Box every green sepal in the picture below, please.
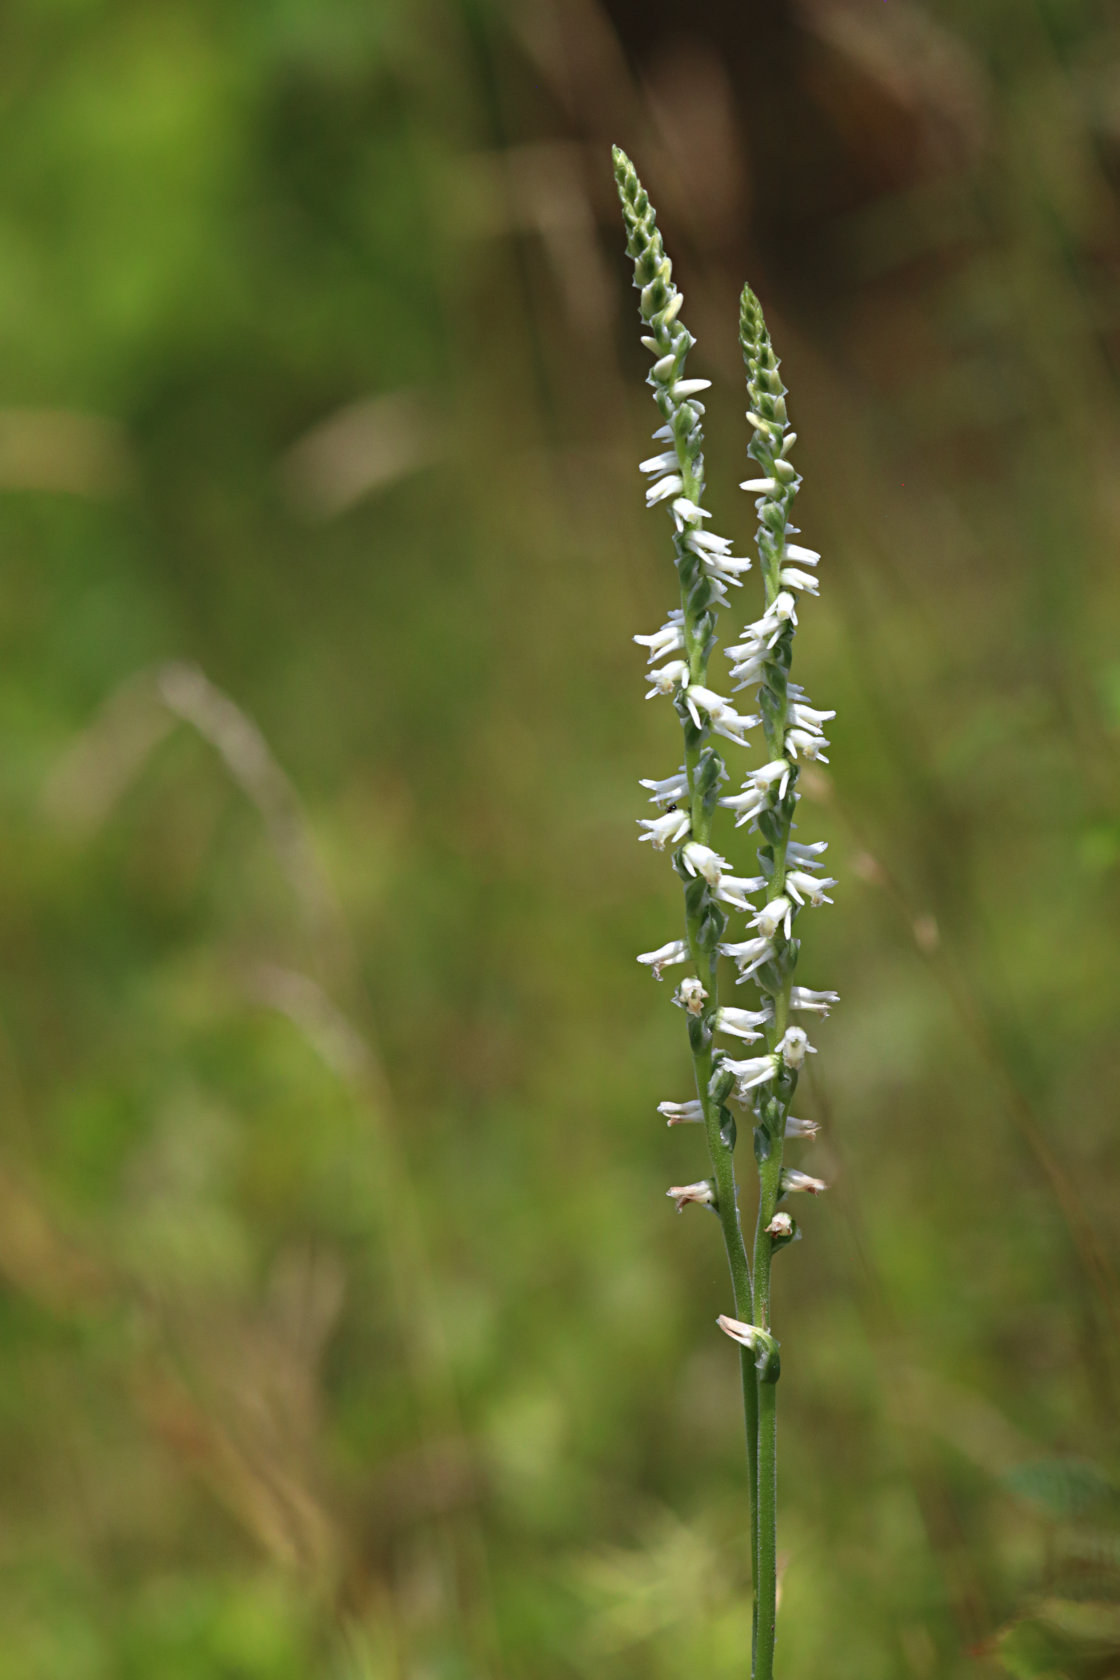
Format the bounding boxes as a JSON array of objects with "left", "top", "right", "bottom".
[
  {"left": 757, "top": 808, "right": 783, "bottom": 845},
  {"left": 755, "top": 961, "right": 784, "bottom": 996},
  {"left": 753, "top": 1125, "right": 771, "bottom": 1164},
  {"left": 756, "top": 846, "right": 775, "bottom": 878},
  {"left": 760, "top": 1095, "right": 784, "bottom": 1131},
  {"left": 718, "top": 1108, "right": 737, "bottom": 1151},
  {"left": 682, "top": 873, "right": 707, "bottom": 914},
  {"left": 686, "top": 1013, "right": 711, "bottom": 1054},
  {"left": 697, "top": 905, "right": 726, "bottom": 951},
  {"left": 708, "top": 1065, "right": 736, "bottom": 1105},
  {"left": 757, "top": 1344, "right": 781, "bottom": 1384}
]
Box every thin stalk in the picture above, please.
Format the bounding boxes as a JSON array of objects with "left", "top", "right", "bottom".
[{"left": 616, "top": 154, "right": 836, "bottom": 1680}]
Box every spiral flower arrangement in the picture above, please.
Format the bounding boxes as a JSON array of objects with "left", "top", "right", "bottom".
[{"left": 615, "top": 146, "right": 838, "bottom": 1679}]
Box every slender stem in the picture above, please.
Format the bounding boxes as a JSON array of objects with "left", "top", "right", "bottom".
[{"left": 675, "top": 458, "right": 760, "bottom": 1598}]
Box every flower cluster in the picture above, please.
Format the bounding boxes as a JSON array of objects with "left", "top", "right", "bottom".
[
  {"left": 614, "top": 145, "right": 838, "bottom": 1680},
  {"left": 616, "top": 148, "right": 835, "bottom": 1248}
]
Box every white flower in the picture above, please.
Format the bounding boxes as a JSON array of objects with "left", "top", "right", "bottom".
[
  {"left": 637, "top": 939, "right": 689, "bottom": 979},
  {"left": 789, "top": 986, "right": 839, "bottom": 1014},
  {"left": 781, "top": 1168, "right": 827, "bottom": 1195},
  {"left": 740, "top": 476, "right": 778, "bottom": 494},
  {"left": 769, "top": 590, "right": 799, "bottom": 631},
  {"left": 673, "top": 976, "right": 708, "bottom": 1015},
  {"left": 751, "top": 895, "right": 792, "bottom": 939},
  {"left": 764, "top": 1211, "right": 796, "bottom": 1238},
  {"left": 646, "top": 474, "right": 684, "bottom": 506},
  {"left": 681, "top": 842, "right": 726, "bottom": 885},
  {"left": 779, "top": 566, "right": 820, "bottom": 595},
  {"left": 658, "top": 1098, "right": 704, "bottom": 1125},
  {"left": 633, "top": 618, "right": 685, "bottom": 662},
  {"left": 670, "top": 378, "right": 711, "bottom": 399},
  {"left": 684, "top": 529, "right": 734, "bottom": 556},
  {"left": 667, "top": 1179, "right": 716, "bottom": 1212},
  {"left": 785, "top": 543, "right": 820, "bottom": 565},
  {"left": 703, "top": 553, "right": 752, "bottom": 584},
  {"left": 786, "top": 840, "right": 828, "bottom": 869},
  {"left": 720, "top": 1052, "right": 778, "bottom": 1092},
  {"left": 639, "top": 451, "right": 679, "bottom": 475},
  {"left": 788, "top": 701, "right": 835, "bottom": 730},
  {"left": 713, "top": 872, "right": 765, "bottom": 911},
  {"left": 785, "top": 727, "right": 829, "bottom": 761},
  {"left": 785, "top": 871, "right": 836, "bottom": 907},
  {"left": 750, "top": 759, "right": 792, "bottom": 799},
  {"left": 784, "top": 1116, "right": 819, "bottom": 1138},
  {"left": 778, "top": 1025, "right": 815, "bottom": 1068},
  {"left": 683, "top": 685, "right": 759, "bottom": 744},
  {"left": 640, "top": 769, "right": 689, "bottom": 805},
  {"left": 637, "top": 808, "right": 691, "bottom": 849},
  {"left": 718, "top": 934, "right": 774, "bottom": 978},
  {"left": 645, "top": 658, "right": 690, "bottom": 697},
  {"left": 714, "top": 1005, "right": 769, "bottom": 1043},
  {"left": 719, "top": 785, "right": 766, "bottom": 827},
  {"left": 716, "top": 1314, "right": 773, "bottom": 1352},
  {"left": 671, "top": 496, "right": 712, "bottom": 525}
]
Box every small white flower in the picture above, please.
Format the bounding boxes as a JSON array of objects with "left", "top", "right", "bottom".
[
  {"left": 658, "top": 1098, "right": 704, "bottom": 1125},
  {"left": 719, "top": 785, "right": 766, "bottom": 827},
  {"left": 637, "top": 808, "right": 691, "bottom": 849},
  {"left": 752, "top": 895, "right": 792, "bottom": 940},
  {"left": 764, "top": 1211, "right": 796, "bottom": 1237},
  {"left": 670, "top": 378, "right": 711, "bottom": 399},
  {"left": 714, "top": 1006, "right": 770, "bottom": 1042},
  {"left": 681, "top": 842, "right": 726, "bottom": 885},
  {"left": 779, "top": 566, "right": 820, "bottom": 595},
  {"left": 739, "top": 476, "right": 778, "bottom": 494},
  {"left": 785, "top": 871, "right": 836, "bottom": 907},
  {"left": 673, "top": 976, "right": 708, "bottom": 1015},
  {"left": 713, "top": 873, "right": 766, "bottom": 911},
  {"left": 651, "top": 352, "right": 677, "bottom": 382},
  {"left": 778, "top": 1025, "right": 815, "bottom": 1068},
  {"left": 667, "top": 1179, "right": 716, "bottom": 1212},
  {"left": 639, "top": 451, "right": 679, "bottom": 475},
  {"left": 703, "top": 553, "right": 752, "bottom": 584},
  {"left": 786, "top": 840, "right": 828, "bottom": 869},
  {"left": 784, "top": 1116, "right": 820, "bottom": 1138},
  {"left": 640, "top": 769, "right": 689, "bottom": 805},
  {"left": 645, "top": 658, "right": 690, "bottom": 698},
  {"left": 781, "top": 1168, "right": 827, "bottom": 1195},
  {"left": 721, "top": 1052, "right": 778, "bottom": 1092},
  {"left": 716, "top": 1314, "right": 770, "bottom": 1351},
  {"left": 785, "top": 727, "right": 829, "bottom": 761},
  {"left": 636, "top": 939, "right": 689, "bottom": 979},
  {"left": 633, "top": 619, "right": 685, "bottom": 662},
  {"left": 789, "top": 986, "right": 839, "bottom": 1014},
  {"left": 785, "top": 543, "right": 820, "bottom": 565},
  {"left": 670, "top": 496, "right": 712, "bottom": 525},
  {"left": 751, "top": 759, "right": 792, "bottom": 799},
  {"left": 683, "top": 685, "right": 759, "bottom": 744},
  {"left": 718, "top": 935, "right": 774, "bottom": 978},
  {"left": 788, "top": 701, "right": 835, "bottom": 730},
  {"left": 646, "top": 474, "right": 684, "bottom": 506},
  {"left": 770, "top": 590, "right": 799, "bottom": 631},
  {"left": 684, "top": 529, "right": 734, "bottom": 556}
]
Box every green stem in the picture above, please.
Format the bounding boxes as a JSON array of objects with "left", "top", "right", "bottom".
[{"left": 674, "top": 455, "right": 761, "bottom": 1634}]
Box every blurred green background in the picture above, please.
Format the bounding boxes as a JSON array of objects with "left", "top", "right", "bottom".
[{"left": 0, "top": 0, "right": 1119, "bottom": 1675}]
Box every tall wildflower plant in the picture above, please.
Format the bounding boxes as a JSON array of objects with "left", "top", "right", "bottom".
[{"left": 615, "top": 147, "right": 837, "bottom": 1678}]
